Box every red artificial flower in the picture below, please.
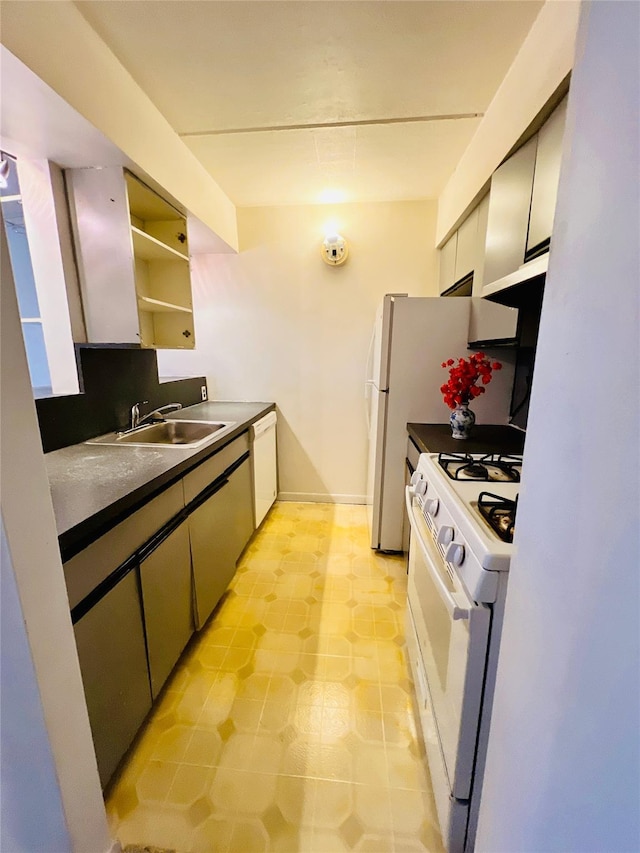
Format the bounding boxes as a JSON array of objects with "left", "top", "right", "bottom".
[{"left": 439, "top": 354, "right": 502, "bottom": 410}]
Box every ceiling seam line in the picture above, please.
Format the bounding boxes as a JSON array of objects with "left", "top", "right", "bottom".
[{"left": 179, "top": 113, "right": 484, "bottom": 138}]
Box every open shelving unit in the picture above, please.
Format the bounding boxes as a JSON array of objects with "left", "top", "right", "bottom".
[
  {"left": 125, "top": 173, "right": 195, "bottom": 349},
  {"left": 66, "top": 166, "right": 196, "bottom": 350}
]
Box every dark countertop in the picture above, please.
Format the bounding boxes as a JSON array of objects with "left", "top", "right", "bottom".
[
  {"left": 407, "top": 423, "right": 526, "bottom": 455},
  {"left": 46, "top": 401, "right": 275, "bottom": 560}
]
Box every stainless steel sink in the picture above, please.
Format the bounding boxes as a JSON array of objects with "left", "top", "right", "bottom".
[{"left": 86, "top": 420, "right": 236, "bottom": 449}]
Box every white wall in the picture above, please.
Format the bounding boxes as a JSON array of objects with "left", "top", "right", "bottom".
[
  {"left": 476, "top": 2, "right": 640, "bottom": 850},
  {"left": 0, "top": 223, "right": 114, "bottom": 851},
  {"left": 158, "top": 199, "right": 438, "bottom": 501},
  {"left": 436, "top": 0, "right": 580, "bottom": 244}
]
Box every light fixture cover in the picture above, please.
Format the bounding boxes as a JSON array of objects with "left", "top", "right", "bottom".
[{"left": 321, "top": 233, "right": 349, "bottom": 266}]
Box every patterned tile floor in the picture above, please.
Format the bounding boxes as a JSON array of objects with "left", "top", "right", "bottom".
[{"left": 106, "top": 502, "right": 443, "bottom": 853}]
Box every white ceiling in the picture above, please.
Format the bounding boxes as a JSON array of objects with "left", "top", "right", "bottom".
[{"left": 75, "top": 0, "right": 543, "bottom": 207}]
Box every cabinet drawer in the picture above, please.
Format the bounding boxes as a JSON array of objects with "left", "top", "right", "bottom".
[
  {"left": 183, "top": 433, "right": 249, "bottom": 504},
  {"left": 64, "top": 482, "right": 184, "bottom": 609}
]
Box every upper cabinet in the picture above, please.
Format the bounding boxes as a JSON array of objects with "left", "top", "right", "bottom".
[
  {"left": 482, "top": 135, "right": 538, "bottom": 289},
  {"left": 479, "top": 96, "right": 568, "bottom": 295},
  {"left": 454, "top": 205, "right": 479, "bottom": 285},
  {"left": 438, "top": 232, "right": 458, "bottom": 294},
  {"left": 439, "top": 200, "right": 486, "bottom": 296},
  {"left": 66, "top": 168, "right": 195, "bottom": 349},
  {"left": 526, "top": 96, "right": 568, "bottom": 258}
]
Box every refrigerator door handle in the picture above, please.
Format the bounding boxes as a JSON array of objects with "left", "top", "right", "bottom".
[
  {"left": 364, "top": 324, "right": 377, "bottom": 431},
  {"left": 365, "top": 325, "right": 376, "bottom": 384},
  {"left": 364, "top": 380, "right": 374, "bottom": 431}
]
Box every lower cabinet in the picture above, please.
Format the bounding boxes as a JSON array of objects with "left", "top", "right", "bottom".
[
  {"left": 227, "top": 455, "right": 255, "bottom": 564},
  {"left": 68, "top": 433, "right": 259, "bottom": 787},
  {"left": 189, "top": 455, "right": 254, "bottom": 629},
  {"left": 73, "top": 564, "right": 152, "bottom": 788},
  {"left": 139, "top": 520, "right": 193, "bottom": 699}
]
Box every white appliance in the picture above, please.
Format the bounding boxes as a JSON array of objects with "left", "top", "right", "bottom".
[
  {"left": 365, "top": 294, "right": 516, "bottom": 551},
  {"left": 251, "top": 411, "right": 277, "bottom": 526},
  {"left": 405, "top": 450, "right": 521, "bottom": 851}
]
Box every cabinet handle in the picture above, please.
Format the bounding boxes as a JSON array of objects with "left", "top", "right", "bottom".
[{"left": 71, "top": 553, "right": 139, "bottom": 624}]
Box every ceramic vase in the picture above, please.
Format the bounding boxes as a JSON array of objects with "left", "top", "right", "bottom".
[{"left": 450, "top": 401, "right": 475, "bottom": 440}]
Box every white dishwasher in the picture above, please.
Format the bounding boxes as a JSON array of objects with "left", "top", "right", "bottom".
[{"left": 251, "top": 411, "right": 278, "bottom": 527}]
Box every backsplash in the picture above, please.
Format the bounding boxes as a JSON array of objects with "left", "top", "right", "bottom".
[{"left": 36, "top": 345, "right": 206, "bottom": 453}]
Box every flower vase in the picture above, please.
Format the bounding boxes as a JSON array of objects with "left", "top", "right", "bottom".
[{"left": 450, "top": 401, "right": 475, "bottom": 440}]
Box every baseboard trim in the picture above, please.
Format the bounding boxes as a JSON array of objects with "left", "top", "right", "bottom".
[{"left": 278, "top": 492, "right": 366, "bottom": 505}]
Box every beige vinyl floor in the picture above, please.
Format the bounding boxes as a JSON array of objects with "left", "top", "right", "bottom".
[{"left": 106, "top": 501, "right": 444, "bottom": 853}]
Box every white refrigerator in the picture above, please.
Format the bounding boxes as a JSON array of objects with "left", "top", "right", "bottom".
[{"left": 365, "top": 294, "right": 516, "bottom": 551}]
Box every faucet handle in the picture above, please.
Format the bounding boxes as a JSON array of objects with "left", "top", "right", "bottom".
[{"left": 130, "top": 400, "right": 148, "bottom": 430}]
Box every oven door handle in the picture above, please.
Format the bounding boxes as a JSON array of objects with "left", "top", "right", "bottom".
[{"left": 405, "top": 487, "right": 470, "bottom": 621}]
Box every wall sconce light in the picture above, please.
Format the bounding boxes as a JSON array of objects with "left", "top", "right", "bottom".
[{"left": 321, "top": 232, "right": 349, "bottom": 266}]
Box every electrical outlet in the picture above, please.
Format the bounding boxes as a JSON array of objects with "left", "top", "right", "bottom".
[{"left": 201, "top": 385, "right": 207, "bottom": 401}]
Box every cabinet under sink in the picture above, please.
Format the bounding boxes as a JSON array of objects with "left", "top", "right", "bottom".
[{"left": 66, "top": 431, "right": 256, "bottom": 787}]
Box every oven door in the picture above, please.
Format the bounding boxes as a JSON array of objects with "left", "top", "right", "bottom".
[{"left": 405, "top": 487, "right": 490, "bottom": 801}]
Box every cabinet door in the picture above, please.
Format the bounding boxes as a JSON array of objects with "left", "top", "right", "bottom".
[
  {"left": 73, "top": 566, "right": 152, "bottom": 787},
  {"left": 189, "top": 480, "right": 237, "bottom": 629},
  {"left": 527, "top": 96, "right": 568, "bottom": 254},
  {"left": 66, "top": 167, "right": 140, "bottom": 344},
  {"left": 139, "top": 521, "right": 193, "bottom": 699},
  {"left": 226, "top": 457, "right": 255, "bottom": 562},
  {"left": 454, "top": 206, "right": 479, "bottom": 284},
  {"left": 472, "top": 194, "right": 490, "bottom": 296},
  {"left": 438, "top": 233, "right": 457, "bottom": 294},
  {"left": 66, "top": 166, "right": 195, "bottom": 349},
  {"left": 483, "top": 136, "right": 538, "bottom": 287}
]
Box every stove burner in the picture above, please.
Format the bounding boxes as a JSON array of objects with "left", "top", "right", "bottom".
[
  {"left": 477, "top": 491, "right": 518, "bottom": 543},
  {"left": 462, "top": 463, "right": 489, "bottom": 479},
  {"left": 438, "top": 452, "right": 522, "bottom": 483}
]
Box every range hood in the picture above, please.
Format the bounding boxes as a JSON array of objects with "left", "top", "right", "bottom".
[
  {"left": 481, "top": 253, "right": 549, "bottom": 300},
  {"left": 468, "top": 299, "right": 518, "bottom": 348}
]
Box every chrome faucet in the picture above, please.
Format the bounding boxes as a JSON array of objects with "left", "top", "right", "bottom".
[{"left": 129, "top": 401, "right": 182, "bottom": 431}]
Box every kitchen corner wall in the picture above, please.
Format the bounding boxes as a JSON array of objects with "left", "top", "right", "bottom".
[{"left": 157, "top": 199, "right": 438, "bottom": 502}]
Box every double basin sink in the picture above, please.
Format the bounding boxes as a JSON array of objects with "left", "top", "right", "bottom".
[{"left": 87, "top": 420, "right": 236, "bottom": 449}]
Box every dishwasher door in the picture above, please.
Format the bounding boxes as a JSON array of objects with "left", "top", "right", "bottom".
[{"left": 252, "top": 411, "right": 277, "bottom": 527}]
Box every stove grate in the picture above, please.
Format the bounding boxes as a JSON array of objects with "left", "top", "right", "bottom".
[{"left": 477, "top": 491, "right": 518, "bottom": 543}]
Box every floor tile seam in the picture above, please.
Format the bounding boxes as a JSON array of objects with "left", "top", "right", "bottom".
[{"left": 201, "top": 767, "right": 431, "bottom": 793}]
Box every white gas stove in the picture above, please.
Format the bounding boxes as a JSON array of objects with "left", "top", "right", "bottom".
[
  {"left": 404, "top": 451, "right": 521, "bottom": 852},
  {"left": 414, "top": 452, "right": 520, "bottom": 580}
]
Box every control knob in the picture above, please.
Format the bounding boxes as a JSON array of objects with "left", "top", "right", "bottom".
[
  {"left": 445, "top": 542, "right": 466, "bottom": 566},
  {"left": 425, "top": 497, "right": 439, "bottom": 516},
  {"left": 437, "top": 525, "right": 454, "bottom": 547},
  {"left": 409, "top": 471, "right": 422, "bottom": 487},
  {"left": 415, "top": 478, "right": 428, "bottom": 496}
]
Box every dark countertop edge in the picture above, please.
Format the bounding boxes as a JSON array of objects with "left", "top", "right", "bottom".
[
  {"left": 407, "top": 422, "right": 526, "bottom": 455},
  {"left": 57, "top": 403, "right": 275, "bottom": 562}
]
